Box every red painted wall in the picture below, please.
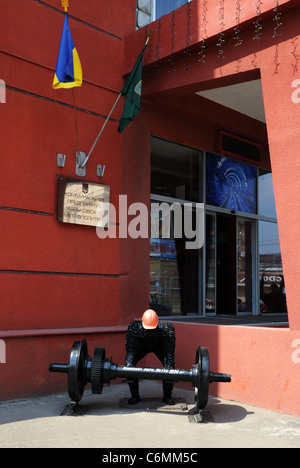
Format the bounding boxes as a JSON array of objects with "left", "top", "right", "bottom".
[
  {"left": 0, "top": 0, "right": 147, "bottom": 397},
  {"left": 146, "top": 323, "right": 300, "bottom": 417},
  {"left": 1, "top": 0, "right": 300, "bottom": 418},
  {"left": 125, "top": 0, "right": 300, "bottom": 417},
  {"left": 0, "top": 328, "right": 128, "bottom": 401},
  {"left": 0, "top": 0, "right": 147, "bottom": 332},
  {"left": 125, "top": 0, "right": 300, "bottom": 335}
]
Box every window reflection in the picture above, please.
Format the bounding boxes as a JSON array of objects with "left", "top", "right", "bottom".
[
  {"left": 259, "top": 221, "right": 287, "bottom": 313},
  {"left": 150, "top": 137, "right": 287, "bottom": 319},
  {"left": 150, "top": 204, "right": 200, "bottom": 316},
  {"left": 155, "top": 0, "right": 189, "bottom": 19},
  {"left": 259, "top": 170, "right": 277, "bottom": 218},
  {"left": 205, "top": 215, "right": 216, "bottom": 313},
  {"left": 237, "top": 220, "right": 253, "bottom": 313},
  {"left": 151, "top": 137, "right": 201, "bottom": 202}
]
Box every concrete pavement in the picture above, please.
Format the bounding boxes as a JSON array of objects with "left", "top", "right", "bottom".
[{"left": 0, "top": 381, "right": 299, "bottom": 448}]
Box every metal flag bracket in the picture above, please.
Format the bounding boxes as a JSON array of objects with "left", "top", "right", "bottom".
[
  {"left": 76, "top": 151, "right": 87, "bottom": 177},
  {"left": 57, "top": 153, "right": 67, "bottom": 168},
  {"left": 97, "top": 164, "right": 106, "bottom": 178}
]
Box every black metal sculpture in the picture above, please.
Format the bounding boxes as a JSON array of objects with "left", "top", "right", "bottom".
[
  {"left": 49, "top": 340, "right": 231, "bottom": 414},
  {"left": 125, "top": 310, "right": 176, "bottom": 405}
]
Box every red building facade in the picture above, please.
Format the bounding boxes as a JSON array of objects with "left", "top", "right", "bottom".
[{"left": 0, "top": 0, "right": 300, "bottom": 417}]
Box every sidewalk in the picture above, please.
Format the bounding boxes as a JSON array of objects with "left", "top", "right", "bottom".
[{"left": 0, "top": 381, "right": 299, "bottom": 448}]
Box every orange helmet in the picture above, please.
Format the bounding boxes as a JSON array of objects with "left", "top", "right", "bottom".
[{"left": 142, "top": 309, "right": 158, "bottom": 330}]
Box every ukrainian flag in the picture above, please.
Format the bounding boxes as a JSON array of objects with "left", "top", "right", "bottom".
[{"left": 53, "top": 13, "right": 82, "bottom": 89}]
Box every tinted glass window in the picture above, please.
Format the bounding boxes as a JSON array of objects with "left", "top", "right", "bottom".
[
  {"left": 259, "top": 170, "right": 277, "bottom": 218},
  {"left": 151, "top": 137, "right": 202, "bottom": 202},
  {"left": 259, "top": 221, "right": 286, "bottom": 313},
  {"left": 156, "top": 0, "right": 189, "bottom": 19}
]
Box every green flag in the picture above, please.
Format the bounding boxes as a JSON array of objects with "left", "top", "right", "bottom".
[{"left": 118, "top": 42, "right": 148, "bottom": 134}]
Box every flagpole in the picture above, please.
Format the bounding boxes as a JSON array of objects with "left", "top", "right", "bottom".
[
  {"left": 81, "top": 93, "right": 122, "bottom": 169},
  {"left": 81, "top": 37, "right": 150, "bottom": 169},
  {"left": 72, "top": 88, "right": 81, "bottom": 156}
]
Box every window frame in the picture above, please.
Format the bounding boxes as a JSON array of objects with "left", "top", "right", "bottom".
[
  {"left": 150, "top": 137, "right": 285, "bottom": 321},
  {"left": 144, "top": 0, "right": 193, "bottom": 23}
]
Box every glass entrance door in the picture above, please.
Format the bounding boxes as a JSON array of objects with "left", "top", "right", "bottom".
[
  {"left": 205, "top": 214, "right": 216, "bottom": 314},
  {"left": 205, "top": 213, "right": 255, "bottom": 315},
  {"left": 237, "top": 219, "right": 254, "bottom": 314},
  {"left": 216, "top": 214, "right": 237, "bottom": 315}
]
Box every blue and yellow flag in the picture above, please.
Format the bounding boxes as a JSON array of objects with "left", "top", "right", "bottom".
[{"left": 53, "top": 13, "right": 82, "bottom": 89}]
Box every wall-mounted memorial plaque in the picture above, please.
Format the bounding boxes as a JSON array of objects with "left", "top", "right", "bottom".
[{"left": 57, "top": 177, "right": 110, "bottom": 227}]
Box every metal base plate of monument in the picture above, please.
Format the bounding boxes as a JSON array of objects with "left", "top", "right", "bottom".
[
  {"left": 187, "top": 407, "right": 213, "bottom": 423},
  {"left": 59, "top": 399, "right": 211, "bottom": 423},
  {"left": 120, "top": 397, "right": 212, "bottom": 423},
  {"left": 60, "top": 402, "right": 89, "bottom": 417},
  {"left": 119, "top": 397, "right": 187, "bottom": 412}
]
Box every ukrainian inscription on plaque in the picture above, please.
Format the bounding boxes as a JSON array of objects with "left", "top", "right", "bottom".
[{"left": 57, "top": 177, "right": 110, "bottom": 227}]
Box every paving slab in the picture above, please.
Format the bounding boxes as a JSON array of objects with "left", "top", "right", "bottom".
[{"left": 0, "top": 381, "right": 299, "bottom": 449}]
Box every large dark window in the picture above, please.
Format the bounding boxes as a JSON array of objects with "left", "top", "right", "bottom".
[
  {"left": 259, "top": 221, "right": 286, "bottom": 313},
  {"left": 258, "top": 171, "right": 286, "bottom": 313},
  {"left": 151, "top": 137, "right": 201, "bottom": 202},
  {"left": 150, "top": 139, "right": 287, "bottom": 321},
  {"left": 258, "top": 169, "right": 277, "bottom": 218},
  {"left": 150, "top": 137, "right": 203, "bottom": 317}
]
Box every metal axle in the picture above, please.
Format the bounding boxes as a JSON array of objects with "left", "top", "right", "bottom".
[
  {"left": 49, "top": 339, "right": 231, "bottom": 410},
  {"left": 49, "top": 359, "right": 231, "bottom": 385}
]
